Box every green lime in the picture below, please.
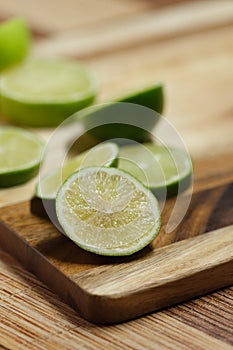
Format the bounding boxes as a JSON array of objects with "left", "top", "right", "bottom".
[
  {"left": 37, "top": 142, "right": 119, "bottom": 199},
  {"left": 0, "top": 58, "right": 97, "bottom": 127},
  {"left": 0, "top": 126, "right": 44, "bottom": 187},
  {"left": 82, "top": 83, "right": 163, "bottom": 142},
  {"left": 118, "top": 143, "right": 192, "bottom": 198},
  {"left": 0, "top": 17, "right": 31, "bottom": 72},
  {"left": 116, "top": 83, "right": 163, "bottom": 113},
  {"left": 56, "top": 166, "right": 160, "bottom": 256}
]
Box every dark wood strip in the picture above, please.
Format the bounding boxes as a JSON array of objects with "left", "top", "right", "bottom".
[
  {"left": 205, "top": 183, "right": 233, "bottom": 232},
  {"left": 166, "top": 287, "right": 233, "bottom": 345}
]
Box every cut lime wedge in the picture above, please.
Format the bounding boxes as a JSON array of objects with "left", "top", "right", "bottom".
[
  {"left": 118, "top": 143, "right": 192, "bottom": 198},
  {"left": 116, "top": 83, "right": 163, "bottom": 114},
  {"left": 56, "top": 166, "right": 160, "bottom": 256},
  {"left": 37, "top": 142, "right": 119, "bottom": 199},
  {"left": 82, "top": 83, "right": 163, "bottom": 142},
  {"left": 0, "top": 17, "right": 31, "bottom": 72},
  {"left": 0, "top": 58, "right": 97, "bottom": 126},
  {"left": 0, "top": 127, "right": 44, "bottom": 187}
]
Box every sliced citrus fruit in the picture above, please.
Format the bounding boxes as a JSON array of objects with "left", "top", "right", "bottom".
[
  {"left": 118, "top": 143, "right": 192, "bottom": 198},
  {"left": 0, "top": 17, "right": 31, "bottom": 72},
  {"left": 56, "top": 166, "right": 160, "bottom": 256},
  {"left": 116, "top": 83, "right": 163, "bottom": 114},
  {"left": 0, "top": 126, "right": 44, "bottom": 187},
  {"left": 0, "top": 58, "right": 97, "bottom": 126},
  {"left": 36, "top": 142, "right": 119, "bottom": 199},
  {"left": 81, "top": 83, "right": 163, "bottom": 142}
]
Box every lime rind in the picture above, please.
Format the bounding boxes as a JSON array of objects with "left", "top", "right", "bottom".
[
  {"left": 56, "top": 166, "right": 160, "bottom": 256},
  {"left": 80, "top": 83, "right": 163, "bottom": 142},
  {"left": 116, "top": 82, "right": 164, "bottom": 114},
  {"left": 0, "top": 126, "right": 45, "bottom": 187},
  {"left": 0, "top": 164, "right": 41, "bottom": 188},
  {"left": 0, "top": 58, "right": 98, "bottom": 127}
]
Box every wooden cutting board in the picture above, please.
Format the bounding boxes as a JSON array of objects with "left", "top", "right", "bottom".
[{"left": 0, "top": 175, "right": 232, "bottom": 324}]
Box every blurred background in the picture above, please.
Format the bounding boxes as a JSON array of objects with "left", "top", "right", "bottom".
[
  {"left": 0, "top": 0, "right": 232, "bottom": 159},
  {"left": 0, "top": 0, "right": 233, "bottom": 202}
]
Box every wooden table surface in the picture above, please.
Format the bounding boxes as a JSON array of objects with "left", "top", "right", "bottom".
[{"left": 0, "top": 0, "right": 233, "bottom": 349}]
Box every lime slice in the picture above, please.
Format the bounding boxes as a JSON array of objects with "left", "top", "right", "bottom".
[
  {"left": 0, "top": 127, "right": 44, "bottom": 187},
  {"left": 118, "top": 143, "right": 192, "bottom": 198},
  {"left": 82, "top": 83, "right": 163, "bottom": 142},
  {"left": 37, "top": 142, "right": 119, "bottom": 199},
  {"left": 0, "top": 17, "right": 31, "bottom": 72},
  {"left": 0, "top": 58, "right": 97, "bottom": 127},
  {"left": 56, "top": 167, "right": 160, "bottom": 256}
]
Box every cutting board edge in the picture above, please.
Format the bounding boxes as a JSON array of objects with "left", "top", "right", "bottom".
[
  {"left": 0, "top": 213, "right": 233, "bottom": 324},
  {"left": 0, "top": 218, "right": 84, "bottom": 315}
]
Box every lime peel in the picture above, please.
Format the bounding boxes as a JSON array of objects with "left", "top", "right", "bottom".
[
  {"left": 0, "top": 58, "right": 97, "bottom": 127},
  {"left": 0, "top": 127, "right": 44, "bottom": 187}
]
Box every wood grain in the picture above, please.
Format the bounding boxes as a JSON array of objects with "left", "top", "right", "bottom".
[
  {"left": 74, "top": 225, "right": 233, "bottom": 324},
  {"left": 0, "top": 0, "right": 233, "bottom": 347},
  {"left": 0, "top": 182, "right": 232, "bottom": 324},
  {"left": 34, "top": 1, "right": 233, "bottom": 58},
  {"left": 0, "top": 0, "right": 154, "bottom": 34},
  {"left": 1, "top": 248, "right": 232, "bottom": 349}
]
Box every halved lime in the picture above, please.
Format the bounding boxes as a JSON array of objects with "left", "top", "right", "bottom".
[
  {"left": 37, "top": 142, "right": 119, "bottom": 199},
  {"left": 116, "top": 83, "right": 163, "bottom": 114},
  {"left": 118, "top": 143, "right": 192, "bottom": 198},
  {"left": 0, "top": 58, "right": 97, "bottom": 126},
  {"left": 0, "top": 17, "right": 31, "bottom": 72},
  {"left": 56, "top": 167, "right": 160, "bottom": 256},
  {"left": 82, "top": 83, "right": 163, "bottom": 142},
  {"left": 0, "top": 127, "right": 44, "bottom": 187}
]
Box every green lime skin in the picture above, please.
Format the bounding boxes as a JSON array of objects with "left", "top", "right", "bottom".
[
  {"left": 86, "top": 84, "right": 164, "bottom": 142},
  {"left": 0, "top": 163, "right": 40, "bottom": 188},
  {"left": 118, "top": 83, "right": 164, "bottom": 114},
  {"left": 1, "top": 94, "right": 95, "bottom": 127},
  {"left": 0, "top": 18, "right": 31, "bottom": 72}
]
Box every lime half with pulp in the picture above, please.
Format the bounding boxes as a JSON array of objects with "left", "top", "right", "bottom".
[
  {"left": 37, "top": 142, "right": 119, "bottom": 199},
  {"left": 0, "top": 127, "right": 44, "bottom": 187},
  {"left": 0, "top": 58, "right": 97, "bottom": 126},
  {"left": 56, "top": 166, "right": 161, "bottom": 256},
  {"left": 118, "top": 143, "right": 192, "bottom": 198}
]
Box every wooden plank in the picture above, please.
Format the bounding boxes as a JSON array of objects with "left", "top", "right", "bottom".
[
  {"left": 34, "top": 1, "right": 233, "bottom": 58},
  {"left": 74, "top": 225, "right": 233, "bottom": 324},
  {"left": 0, "top": 0, "right": 157, "bottom": 34},
  {"left": 0, "top": 248, "right": 232, "bottom": 349},
  {"left": 0, "top": 182, "right": 232, "bottom": 324},
  {"left": 87, "top": 26, "right": 233, "bottom": 160}
]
